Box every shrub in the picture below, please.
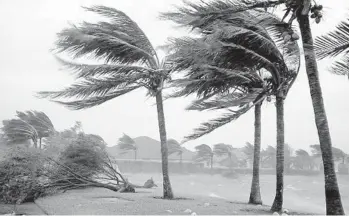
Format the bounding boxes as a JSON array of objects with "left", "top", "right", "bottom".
[{"left": 0, "top": 146, "right": 47, "bottom": 204}]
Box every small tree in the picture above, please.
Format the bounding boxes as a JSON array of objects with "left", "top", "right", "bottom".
[
  {"left": 194, "top": 144, "right": 214, "bottom": 169},
  {"left": 213, "top": 143, "right": 235, "bottom": 168},
  {"left": 117, "top": 134, "right": 137, "bottom": 160},
  {"left": 167, "top": 139, "right": 183, "bottom": 164}
]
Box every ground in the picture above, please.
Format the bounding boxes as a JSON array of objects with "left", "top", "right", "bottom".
[{"left": 1, "top": 173, "right": 348, "bottom": 215}]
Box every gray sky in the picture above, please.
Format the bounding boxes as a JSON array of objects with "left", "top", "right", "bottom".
[{"left": 0, "top": 0, "right": 348, "bottom": 153}]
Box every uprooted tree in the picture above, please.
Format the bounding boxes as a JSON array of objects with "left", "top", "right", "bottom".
[{"left": 0, "top": 133, "right": 156, "bottom": 204}]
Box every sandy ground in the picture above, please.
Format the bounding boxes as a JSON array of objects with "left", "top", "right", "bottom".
[
  {"left": 34, "top": 187, "right": 312, "bottom": 215},
  {"left": 1, "top": 172, "right": 348, "bottom": 215}
]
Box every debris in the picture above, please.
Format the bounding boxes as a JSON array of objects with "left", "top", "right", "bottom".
[
  {"left": 191, "top": 212, "right": 197, "bottom": 216},
  {"left": 204, "top": 202, "right": 210, "bottom": 207},
  {"left": 165, "top": 210, "right": 173, "bottom": 213},
  {"left": 273, "top": 212, "right": 279, "bottom": 215}
]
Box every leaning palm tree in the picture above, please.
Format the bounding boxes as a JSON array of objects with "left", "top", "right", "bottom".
[
  {"left": 167, "top": 139, "right": 183, "bottom": 164},
  {"left": 16, "top": 110, "right": 55, "bottom": 149},
  {"left": 213, "top": 143, "right": 234, "bottom": 167},
  {"left": 162, "top": 8, "right": 300, "bottom": 208},
  {"left": 118, "top": 134, "right": 137, "bottom": 160},
  {"left": 162, "top": 0, "right": 344, "bottom": 214},
  {"left": 36, "top": 6, "right": 174, "bottom": 199},
  {"left": 194, "top": 144, "right": 214, "bottom": 169},
  {"left": 1, "top": 119, "right": 39, "bottom": 147}
]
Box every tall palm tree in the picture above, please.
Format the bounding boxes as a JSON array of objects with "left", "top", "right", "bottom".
[
  {"left": 162, "top": 7, "right": 300, "bottom": 209},
  {"left": 194, "top": 144, "right": 214, "bottom": 169},
  {"left": 167, "top": 139, "right": 183, "bottom": 164},
  {"left": 37, "top": 6, "right": 174, "bottom": 199},
  {"left": 118, "top": 134, "right": 137, "bottom": 160}
]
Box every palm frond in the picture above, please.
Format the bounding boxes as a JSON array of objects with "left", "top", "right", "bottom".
[
  {"left": 37, "top": 76, "right": 142, "bottom": 100},
  {"left": 194, "top": 144, "right": 213, "bottom": 162},
  {"left": 2, "top": 119, "right": 38, "bottom": 144},
  {"left": 49, "top": 88, "right": 139, "bottom": 110},
  {"left": 182, "top": 90, "right": 266, "bottom": 143},
  {"left": 55, "top": 56, "right": 157, "bottom": 79},
  {"left": 16, "top": 110, "right": 55, "bottom": 137},
  {"left": 329, "top": 55, "right": 349, "bottom": 78},
  {"left": 55, "top": 5, "right": 157, "bottom": 66},
  {"left": 315, "top": 18, "right": 349, "bottom": 59},
  {"left": 159, "top": 0, "right": 282, "bottom": 28},
  {"left": 187, "top": 88, "right": 264, "bottom": 111}
]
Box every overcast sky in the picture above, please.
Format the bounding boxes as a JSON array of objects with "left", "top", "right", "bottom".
[{"left": 0, "top": 0, "right": 348, "bottom": 153}]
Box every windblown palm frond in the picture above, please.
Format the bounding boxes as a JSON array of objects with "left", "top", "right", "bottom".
[
  {"left": 315, "top": 18, "right": 349, "bottom": 60},
  {"left": 182, "top": 88, "right": 267, "bottom": 143},
  {"left": 117, "top": 133, "right": 137, "bottom": 153},
  {"left": 16, "top": 110, "right": 55, "bottom": 138},
  {"left": 56, "top": 5, "right": 157, "bottom": 65},
  {"left": 167, "top": 139, "right": 183, "bottom": 156},
  {"left": 159, "top": 0, "right": 282, "bottom": 29},
  {"left": 38, "top": 5, "right": 170, "bottom": 111},
  {"left": 328, "top": 55, "right": 349, "bottom": 79},
  {"left": 1, "top": 119, "right": 38, "bottom": 144},
  {"left": 186, "top": 88, "right": 264, "bottom": 111},
  {"left": 194, "top": 144, "right": 213, "bottom": 162}
]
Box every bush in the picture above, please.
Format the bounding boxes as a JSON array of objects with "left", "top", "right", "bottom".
[{"left": 0, "top": 146, "right": 47, "bottom": 204}]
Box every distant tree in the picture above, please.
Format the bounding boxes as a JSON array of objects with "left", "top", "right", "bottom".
[
  {"left": 243, "top": 142, "right": 254, "bottom": 163},
  {"left": 293, "top": 149, "right": 314, "bottom": 170},
  {"left": 167, "top": 139, "right": 183, "bottom": 164},
  {"left": 194, "top": 144, "right": 214, "bottom": 169},
  {"left": 213, "top": 143, "right": 235, "bottom": 168},
  {"left": 2, "top": 119, "right": 39, "bottom": 147},
  {"left": 310, "top": 144, "right": 348, "bottom": 164},
  {"left": 118, "top": 134, "right": 137, "bottom": 160},
  {"left": 16, "top": 111, "right": 55, "bottom": 149},
  {"left": 261, "top": 146, "right": 276, "bottom": 168}
]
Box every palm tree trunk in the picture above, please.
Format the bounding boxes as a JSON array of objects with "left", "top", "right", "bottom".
[
  {"left": 39, "top": 137, "right": 42, "bottom": 149},
  {"left": 155, "top": 90, "right": 174, "bottom": 199},
  {"left": 249, "top": 103, "right": 263, "bottom": 204},
  {"left": 271, "top": 96, "right": 284, "bottom": 212},
  {"left": 297, "top": 14, "right": 345, "bottom": 215}
]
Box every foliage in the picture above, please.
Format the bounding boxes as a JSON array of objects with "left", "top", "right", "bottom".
[
  {"left": 167, "top": 139, "right": 183, "bottom": 156},
  {"left": 36, "top": 5, "right": 172, "bottom": 109},
  {"left": 292, "top": 149, "right": 314, "bottom": 170},
  {"left": 0, "top": 147, "right": 47, "bottom": 204},
  {"left": 161, "top": 6, "right": 300, "bottom": 142},
  {"left": 310, "top": 144, "right": 348, "bottom": 163},
  {"left": 243, "top": 142, "right": 254, "bottom": 162},
  {"left": 15, "top": 111, "right": 55, "bottom": 140},
  {"left": 315, "top": 18, "right": 349, "bottom": 78},
  {"left": 117, "top": 134, "right": 137, "bottom": 160},
  {"left": 194, "top": 144, "right": 214, "bottom": 165},
  {"left": 1, "top": 119, "right": 38, "bottom": 145}
]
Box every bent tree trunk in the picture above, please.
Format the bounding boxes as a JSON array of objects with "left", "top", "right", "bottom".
[
  {"left": 271, "top": 96, "right": 284, "bottom": 212},
  {"left": 249, "top": 103, "right": 263, "bottom": 204},
  {"left": 155, "top": 90, "right": 174, "bottom": 199},
  {"left": 297, "top": 15, "right": 344, "bottom": 215}
]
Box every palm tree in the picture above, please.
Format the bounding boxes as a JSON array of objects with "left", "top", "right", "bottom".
[
  {"left": 2, "top": 119, "right": 39, "bottom": 147},
  {"left": 37, "top": 6, "right": 174, "bottom": 199},
  {"left": 167, "top": 139, "right": 183, "bottom": 164},
  {"left": 213, "top": 143, "right": 235, "bottom": 167},
  {"left": 162, "top": 0, "right": 345, "bottom": 214},
  {"left": 118, "top": 134, "right": 137, "bottom": 160},
  {"left": 194, "top": 144, "right": 214, "bottom": 169},
  {"left": 162, "top": 8, "right": 300, "bottom": 208},
  {"left": 293, "top": 149, "right": 314, "bottom": 170},
  {"left": 261, "top": 145, "right": 277, "bottom": 168},
  {"left": 16, "top": 110, "right": 55, "bottom": 149}
]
